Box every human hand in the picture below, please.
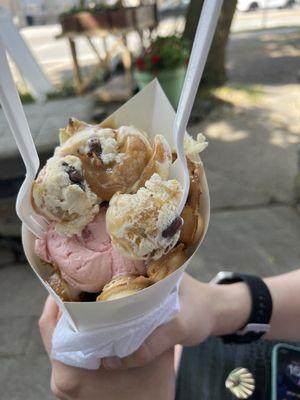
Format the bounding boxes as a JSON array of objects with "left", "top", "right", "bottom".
[
  {"left": 102, "top": 272, "right": 251, "bottom": 370},
  {"left": 102, "top": 273, "right": 216, "bottom": 370},
  {"left": 39, "top": 296, "right": 175, "bottom": 400}
]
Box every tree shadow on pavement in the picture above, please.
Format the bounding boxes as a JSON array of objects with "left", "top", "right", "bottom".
[{"left": 227, "top": 28, "right": 300, "bottom": 85}]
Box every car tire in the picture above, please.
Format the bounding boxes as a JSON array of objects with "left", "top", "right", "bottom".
[
  {"left": 286, "top": 0, "right": 295, "bottom": 6},
  {"left": 248, "top": 2, "right": 259, "bottom": 11}
]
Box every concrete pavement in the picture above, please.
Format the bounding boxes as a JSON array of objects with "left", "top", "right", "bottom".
[
  {"left": 197, "top": 84, "right": 300, "bottom": 209},
  {"left": 0, "top": 24, "right": 300, "bottom": 400}
]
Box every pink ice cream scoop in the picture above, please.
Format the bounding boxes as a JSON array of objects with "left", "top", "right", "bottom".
[{"left": 35, "top": 207, "right": 146, "bottom": 292}]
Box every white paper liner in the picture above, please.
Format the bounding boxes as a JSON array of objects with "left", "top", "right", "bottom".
[{"left": 51, "top": 286, "right": 180, "bottom": 369}]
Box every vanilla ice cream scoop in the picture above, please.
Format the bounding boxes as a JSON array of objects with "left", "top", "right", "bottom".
[
  {"left": 106, "top": 173, "right": 183, "bottom": 261},
  {"left": 32, "top": 155, "right": 99, "bottom": 236}
]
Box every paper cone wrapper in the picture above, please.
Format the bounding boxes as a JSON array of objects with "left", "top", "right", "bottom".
[{"left": 22, "top": 80, "right": 210, "bottom": 332}]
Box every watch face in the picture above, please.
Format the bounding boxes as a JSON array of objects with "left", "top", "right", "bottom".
[
  {"left": 283, "top": 361, "right": 300, "bottom": 392},
  {"left": 275, "top": 346, "right": 300, "bottom": 399}
]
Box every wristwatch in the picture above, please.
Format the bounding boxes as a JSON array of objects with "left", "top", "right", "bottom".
[{"left": 211, "top": 271, "right": 273, "bottom": 344}]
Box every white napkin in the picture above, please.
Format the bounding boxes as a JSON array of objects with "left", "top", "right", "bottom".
[{"left": 51, "top": 288, "right": 180, "bottom": 370}]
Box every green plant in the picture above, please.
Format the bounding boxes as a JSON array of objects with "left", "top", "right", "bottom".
[
  {"left": 19, "top": 91, "right": 35, "bottom": 104},
  {"left": 135, "top": 36, "right": 191, "bottom": 73},
  {"left": 46, "top": 80, "right": 76, "bottom": 100}
]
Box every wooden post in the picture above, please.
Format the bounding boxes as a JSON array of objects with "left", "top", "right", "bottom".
[
  {"left": 68, "top": 37, "right": 83, "bottom": 94},
  {"left": 121, "top": 34, "right": 132, "bottom": 93}
]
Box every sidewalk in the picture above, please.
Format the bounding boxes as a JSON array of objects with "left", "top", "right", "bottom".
[{"left": 0, "top": 25, "right": 299, "bottom": 400}]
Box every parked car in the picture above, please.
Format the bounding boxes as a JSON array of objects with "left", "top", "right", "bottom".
[
  {"left": 158, "top": 0, "right": 189, "bottom": 19},
  {"left": 237, "top": 0, "right": 295, "bottom": 11}
]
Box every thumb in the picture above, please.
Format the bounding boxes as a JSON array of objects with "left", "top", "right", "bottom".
[
  {"left": 103, "top": 316, "right": 185, "bottom": 369},
  {"left": 39, "top": 295, "right": 60, "bottom": 355}
]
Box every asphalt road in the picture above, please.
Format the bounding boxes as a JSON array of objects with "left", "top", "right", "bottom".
[{"left": 232, "top": 5, "right": 300, "bottom": 31}]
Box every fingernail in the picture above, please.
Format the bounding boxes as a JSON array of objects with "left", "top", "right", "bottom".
[{"left": 103, "top": 356, "right": 122, "bottom": 370}]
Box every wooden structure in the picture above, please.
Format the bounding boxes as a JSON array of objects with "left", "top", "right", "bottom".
[{"left": 57, "top": 3, "right": 157, "bottom": 99}]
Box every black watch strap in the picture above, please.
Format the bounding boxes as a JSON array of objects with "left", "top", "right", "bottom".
[{"left": 214, "top": 273, "right": 273, "bottom": 344}]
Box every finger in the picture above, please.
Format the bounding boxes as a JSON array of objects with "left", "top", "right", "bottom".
[
  {"left": 39, "top": 295, "right": 60, "bottom": 355},
  {"left": 174, "top": 344, "right": 183, "bottom": 373},
  {"left": 103, "top": 316, "right": 185, "bottom": 370}
]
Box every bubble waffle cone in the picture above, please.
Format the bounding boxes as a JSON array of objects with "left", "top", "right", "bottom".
[
  {"left": 180, "top": 158, "right": 204, "bottom": 246},
  {"left": 131, "top": 134, "right": 172, "bottom": 192},
  {"left": 97, "top": 275, "right": 152, "bottom": 301},
  {"left": 48, "top": 272, "right": 81, "bottom": 302},
  {"left": 147, "top": 244, "right": 188, "bottom": 283},
  {"left": 59, "top": 118, "right": 89, "bottom": 144}
]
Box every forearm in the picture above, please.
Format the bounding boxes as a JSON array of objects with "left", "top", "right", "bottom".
[
  {"left": 264, "top": 271, "right": 300, "bottom": 340},
  {"left": 52, "top": 349, "right": 175, "bottom": 400},
  {"left": 209, "top": 269, "right": 300, "bottom": 341}
]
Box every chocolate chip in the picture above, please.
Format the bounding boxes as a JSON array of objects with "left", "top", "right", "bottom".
[
  {"left": 87, "top": 137, "right": 102, "bottom": 158},
  {"left": 162, "top": 217, "right": 183, "bottom": 238},
  {"left": 68, "top": 168, "right": 83, "bottom": 183},
  {"left": 62, "top": 162, "right": 85, "bottom": 189}
]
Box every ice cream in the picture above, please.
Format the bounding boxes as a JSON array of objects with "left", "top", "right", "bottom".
[
  {"left": 31, "top": 114, "right": 207, "bottom": 302},
  {"left": 183, "top": 133, "right": 208, "bottom": 157},
  {"left": 57, "top": 121, "right": 155, "bottom": 201},
  {"left": 32, "top": 155, "right": 99, "bottom": 236},
  {"left": 106, "top": 173, "right": 183, "bottom": 261},
  {"left": 35, "top": 207, "right": 146, "bottom": 293}
]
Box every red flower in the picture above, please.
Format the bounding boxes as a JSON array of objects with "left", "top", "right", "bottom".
[
  {"left": 136, "top": 57, "right": 146, "bottom": 70},
  {"left": 151, "top": 54, "right": 161, "bottom": 64}
]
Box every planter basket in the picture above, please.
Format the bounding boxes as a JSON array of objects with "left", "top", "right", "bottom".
[
  {"left": 60, "top": 5, "right": 157, "bottom": 33},
  {"left": 110, "top": 7, "right": 135, "bottom": 30},
  {"left": 60, "top": 14, "right": 81, "bottom": 33},
  {"left": 77, "top": 12, "right": 101, "bottom": 31},
  {"left": 94, "top": 11, "right": 112, "bottom": 30}
]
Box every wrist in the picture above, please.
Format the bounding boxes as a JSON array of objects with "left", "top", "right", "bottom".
[{"left": 209, "top": 282, "right": 252, "bottom": 336}]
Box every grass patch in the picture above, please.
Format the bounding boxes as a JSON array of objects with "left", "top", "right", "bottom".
[
  {"left": 46, "top": 79, "right": 76, "bottom": 100},
  {"left": 19, "top": 91, "right": 35, "bottom": 104},
  {"left": 46, "top": 70, "right": 105, "bottom": 100},
  {"left": 213, "top": 84, "right": 265, "bottom": 107},
  {"left": 188, "top": 83, "right": 266, "bottom": 124}
]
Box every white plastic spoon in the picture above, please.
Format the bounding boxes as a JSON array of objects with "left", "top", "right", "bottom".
[{"left": 172, "top": 0, "right": 224, "bottom": 214}]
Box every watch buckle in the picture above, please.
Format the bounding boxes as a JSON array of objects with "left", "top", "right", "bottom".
[{"left": 236, "top": 323, "right": 271, "bottom": 336}]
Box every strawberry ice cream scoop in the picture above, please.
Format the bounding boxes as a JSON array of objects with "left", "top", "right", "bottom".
[{"left": 35, "top": 208, "right": 145, "bottom": 293}]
